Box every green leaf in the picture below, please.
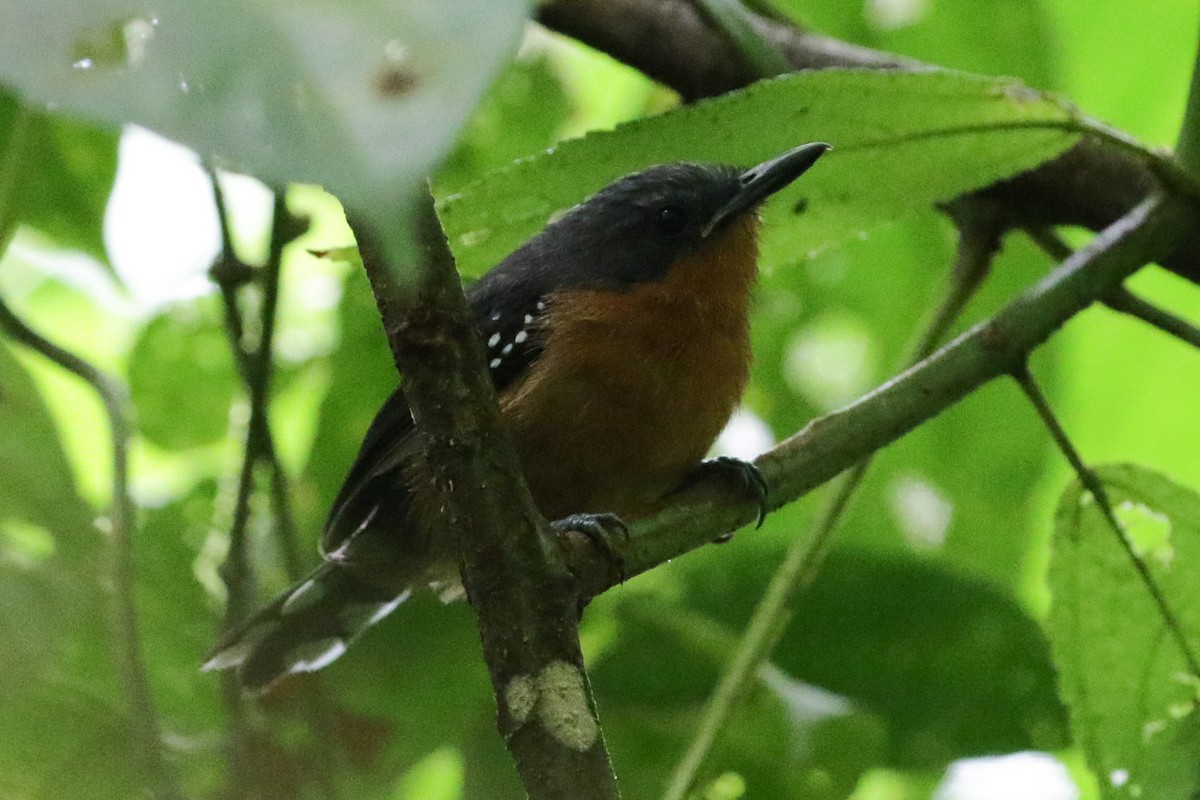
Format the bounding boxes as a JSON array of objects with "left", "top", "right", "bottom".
[
  {"left": 0, "top": 0, "right": 528, "bottom": 270},
  {"left": 1048, "top": 464, "right": 1200, "bottom": 800},
  {"left": 591, "top": 596, "right": 887, "bottom": 800},
  {"left": 437, "top": 69, "right": 1079, "bottom": 277},
  {"left": 436, "top": 55, "right": 571, "bottom": 196},
  {"left": 128, "top": 300, "right": 237, "bottom": 450},
  {"left": 0, "top": 88, "right": 118, "bottom": 265},
  {"left": 674, "top": 542, "right": 1069, "bottom": 769},
  {"left": 0, "top": 341, "right": 93, "bottom": 548}
]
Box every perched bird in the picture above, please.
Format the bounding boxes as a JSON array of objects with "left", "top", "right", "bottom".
[{"left": 205, "top": 142, "right": 830, "bottom": 691}]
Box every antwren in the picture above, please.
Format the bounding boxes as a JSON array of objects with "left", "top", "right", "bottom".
[{"left": 206, "top": 142, "right": 830, "bottom": 691}]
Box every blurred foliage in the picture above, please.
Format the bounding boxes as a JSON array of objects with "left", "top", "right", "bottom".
[{"left": 0, "top": 1, "right": 1198, "bottom": 799}]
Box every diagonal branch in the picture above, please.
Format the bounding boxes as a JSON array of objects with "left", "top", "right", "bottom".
[
  {"left": 352, "top": 191, "right": 620, "bottom": 800},
  {"left": 536, "top": 0, "right": 1200, "bottom": 285},
  {"left": 562, "top": 193, "right": 1193, "bottom": 599},
  {"left": 1027, "top": 226, "right": 1200, "bottom": 350}
]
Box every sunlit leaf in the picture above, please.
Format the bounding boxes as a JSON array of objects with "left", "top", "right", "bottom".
[
  {"left": 1048, "top": 464, "right": 1200, "bottom": 800},
  {"left": 0, "top": 88, "right": 118, "bottom": 266},
  {"left": 0, "top": 341, "right": 92, "bottom": 548},
  {"left": 0, "top": 0, "right": 529, "bottom": 270}
]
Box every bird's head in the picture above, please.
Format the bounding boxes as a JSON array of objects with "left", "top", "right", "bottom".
[{"left": 507, "top": 141, "right": 830, "bottom": 292}]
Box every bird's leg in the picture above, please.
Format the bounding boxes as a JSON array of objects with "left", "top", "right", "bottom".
[
  {"left": 681, "top": 456, "right": 770, "bottom": 530},
  {"left": 551, "top": 513, "right": 629, "bottom": 584}
]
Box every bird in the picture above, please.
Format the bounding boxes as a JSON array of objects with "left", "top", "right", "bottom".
[{"left": 204, "top": 141, "right": 830, "bottom": 691}]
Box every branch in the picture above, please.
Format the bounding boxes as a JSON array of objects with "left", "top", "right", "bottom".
[
  {"left": 352, "top": 192, "right": 620, "bottom": 800},
  {"left": 0, "top": 297, "right": 183, "bottom": 800},
  {"left": 1026, "top": 226, "right": 1200, "bottom": 350},
  {"left": 561, "top": 194, "right": 1192, "bottom": 598},
  {"left": 536, "top": 0, "right": 1200, "bottom": 285},
  {"left": 209, "top": 180, "right": 313, "bottom": 793}
]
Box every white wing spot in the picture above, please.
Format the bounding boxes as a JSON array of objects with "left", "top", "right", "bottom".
[
  {"left": 488, "top": 332, "right": 500, "bottom": 348},
  {"left": 514, "top": 330, "right": 528, "bottom": 345},
  {"left": 490, "top": 357, "right": 502, "bottom": 369},
  {"left": 536, "top": 300, "right": 546, "bottom": 311},
  {"left": 491, "top": 311, "right": 501, "bottom": 321},
  {"left": 502, "top": 343, "right": 513, "bottom": 355},
  {"left": 290, "top": 638, "right": 347, "bottom": 673},
  {"left": 524, "top": 314, "right": 533, "bottom": 324}
]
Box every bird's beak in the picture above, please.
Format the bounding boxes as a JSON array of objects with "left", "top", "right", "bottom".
[{"left": 703, "top": 141, "right": 831, "bottom": 237}]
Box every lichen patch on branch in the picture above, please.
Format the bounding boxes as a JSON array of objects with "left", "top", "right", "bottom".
[{"left": 504, "top": 660, "right": 600, "bottom": 752}]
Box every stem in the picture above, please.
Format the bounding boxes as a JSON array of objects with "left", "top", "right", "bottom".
[
  {"left": 1104, "top": 286, "right": 1200, "bottom": 350},
  {"left": 354, "top": 191, "right": 620, "bottom": 800},
  {"left": 560, "top": 194, "right": 1192, "bottom": 599},
  {"left": 0, "top": 298, "right": 183, "bottom": 800},
  {"left": 1027, "top": 226, "right": 1200, "bottom": 350},
  {"left": 1011, "top": 365, "right": 1200, "bottom": 675},
  {"left": 209, "top": 181, "right": 309, "bottom": 793},
  {"left": 663, "top": 199, "right": 1000, "bottom": 799}
]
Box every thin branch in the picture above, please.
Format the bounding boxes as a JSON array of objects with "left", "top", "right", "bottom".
[
  {"left": 209, "top": 180, "right": 312, "bottom": 795},
  {"left": 559, "top": 194, "right": 1192, "bottom": 599},
  {"left": 0, "top": 297, "right": 183, "bottom": 800},
  {"left": 663, "top": 198, "right": 1002, "bottom": 799},
  {"left": 536, "top": 0, "right": 1200, "bottom": 285},
  {"left": 353, "top": 191, "right": 620, "bottom": 800},
  {"left": 1027, "top": 226, "right": 1200, "bottom": 350},
  {"left": 1104, "top": 287, "right": 1200, "bottom": 350},
  {"left": 1011, "top": 365, "right": 1200, "bottom": 675}
]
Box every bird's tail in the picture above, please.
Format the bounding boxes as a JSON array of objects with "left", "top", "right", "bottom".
[{"left": 202, "top": 561, "right": 410, "bottom": 692}]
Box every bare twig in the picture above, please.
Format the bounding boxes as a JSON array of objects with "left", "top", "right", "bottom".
[
  {"left": 663, "top": 198, "right": 1002, "bottom": 799},
  {"left": 536, "top": 0, "right": 1200, "bottom": 284},
  {"left": 208, "top": 180, "right": 313, "bottom": 795},
  {"left": 1027, "top": 226, "right": 1200, "bottom": 350},
  {"left": 1104, "top": 287, "right": 1200, "bottom": 349},
  {"left": 0, "top": 298, "right": 183, "bottom": 800},
  {"left": 1011, "top": 365, "right": 1200, "bottom": 675},
  {"left": 353, "top": 191, "right": 620, "bottom": 800}
]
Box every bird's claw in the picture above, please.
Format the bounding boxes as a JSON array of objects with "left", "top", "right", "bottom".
[
  {"left": 690, "top": 456, "right": 769, "bottom": 529},
  {"left": 551, "top": 512, "right": 629, "bottom": 583}
]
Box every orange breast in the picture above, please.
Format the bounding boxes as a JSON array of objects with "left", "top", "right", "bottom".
[{"left": 500, "top": 217, "right": 760, "bottom": 520}]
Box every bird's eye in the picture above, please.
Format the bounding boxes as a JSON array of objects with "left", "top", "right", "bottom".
[{"left": 656, "top": 205, "right": 689, "bottom": 236}]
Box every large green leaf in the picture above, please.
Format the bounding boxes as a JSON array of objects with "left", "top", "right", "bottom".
[
  {"left": 591, "top": 594, "right": 887, "bottom": 800},
  {"left": 672, "top": 541, "right": 1068, "bottom": 769},
  {"left": 1048, "top": 464, "right": 1200, "bottom": 800},
  {"left": 0, "top": 0, "right": 528, "bottom": 269},
  {"left": 436, "top": 69, "right": 1079, "bottom": 277},
  {"left": 0, "top": 88, "right": 118, "bottom": 264}
]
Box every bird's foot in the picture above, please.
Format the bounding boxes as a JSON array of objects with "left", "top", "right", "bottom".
[
  {"left": 686, "top": 456, "right": 769, "bottom": 530},
  {"left": 551, "top": 512, "right": 630, "bottom": 584}
]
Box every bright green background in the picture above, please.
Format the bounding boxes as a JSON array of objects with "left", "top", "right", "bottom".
[{"left": 1, "top": 0, "right": 1199, "bottom": 798}]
